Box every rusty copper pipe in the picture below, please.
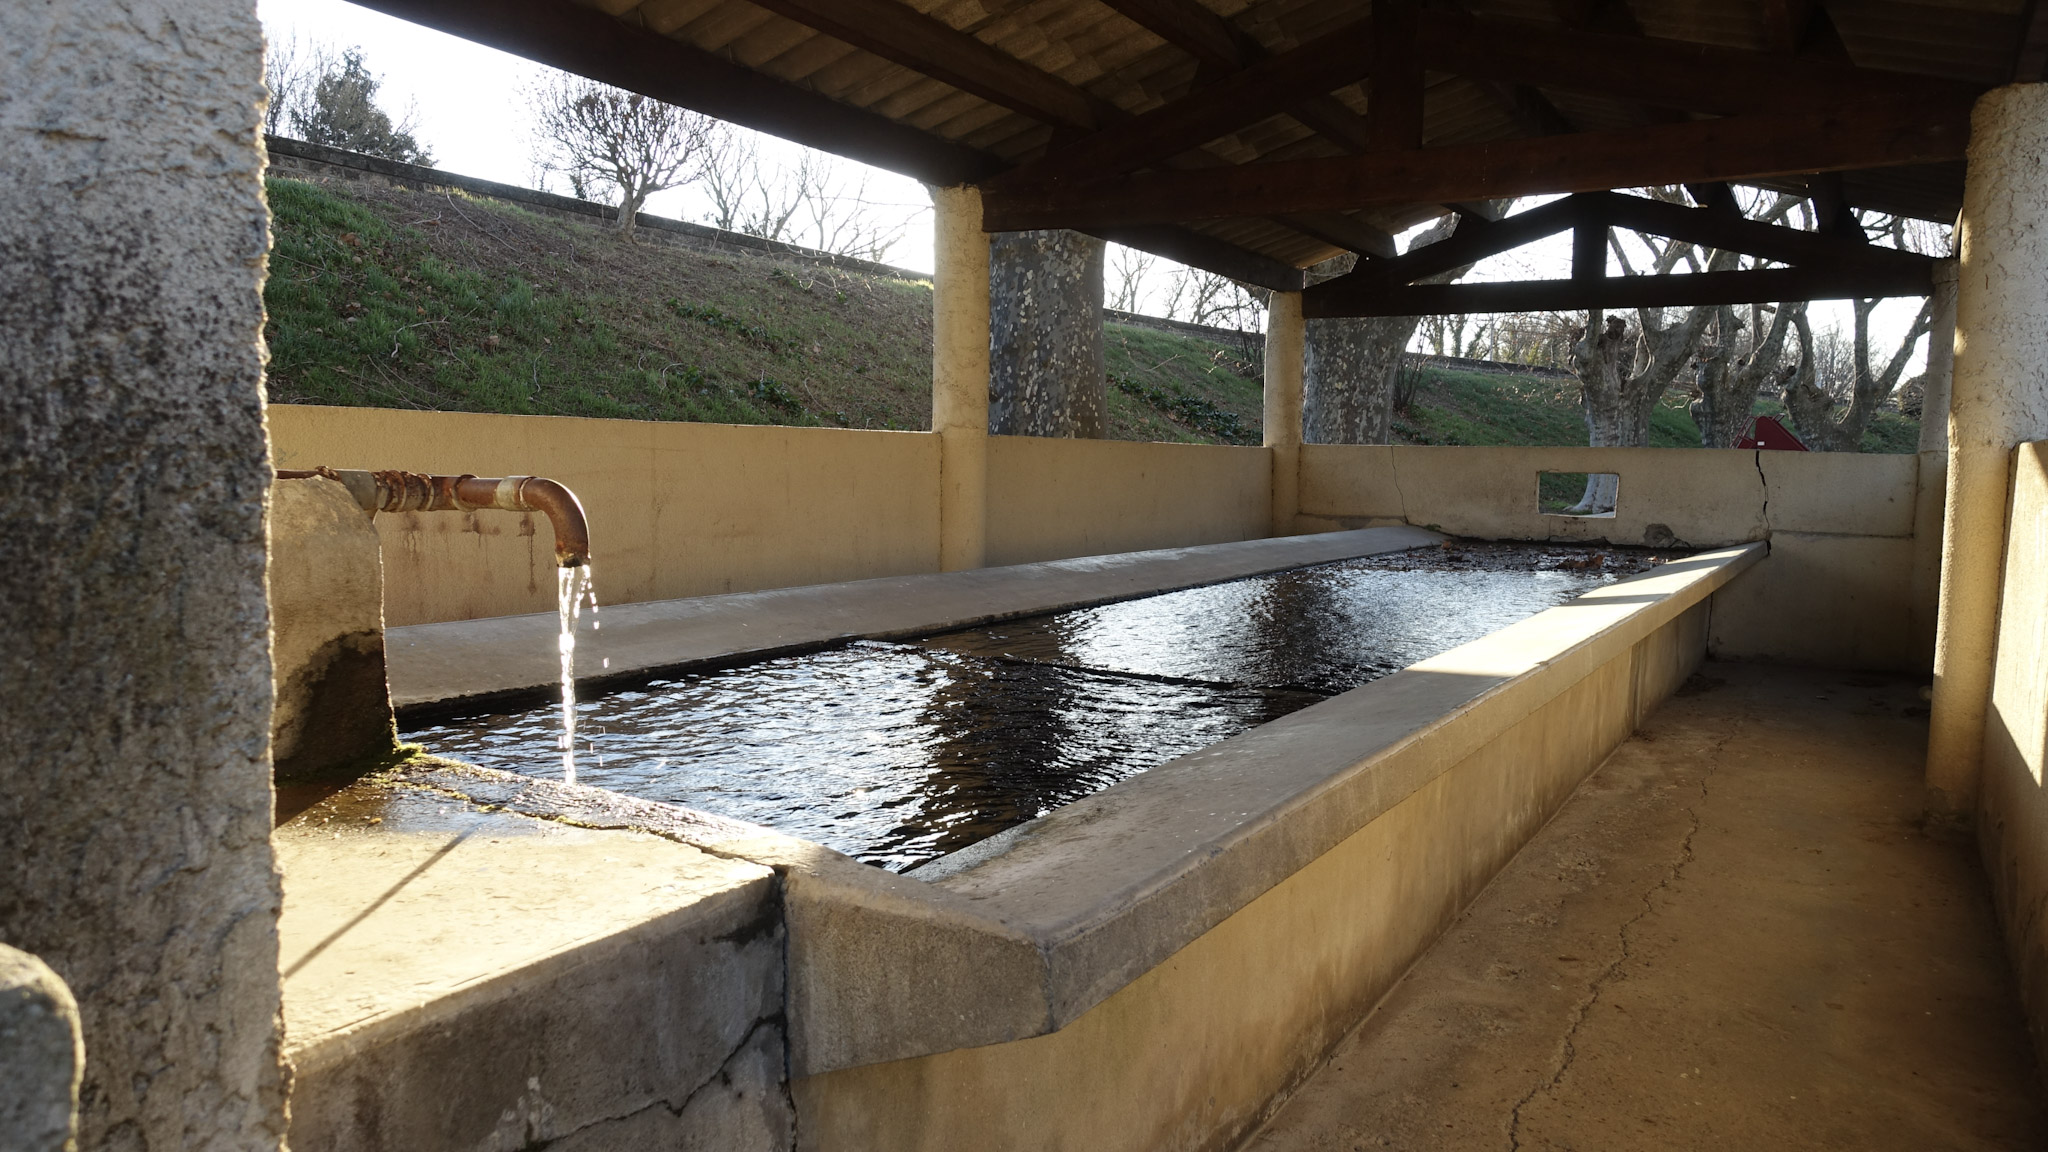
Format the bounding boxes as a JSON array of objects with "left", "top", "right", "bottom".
[{"left": 276, "top": 468, "right": 591, "bottom": 567}]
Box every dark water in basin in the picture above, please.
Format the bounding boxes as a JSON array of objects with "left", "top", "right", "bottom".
[{"left": 407, "top": 543, "right": 1671, "bottom": 870}]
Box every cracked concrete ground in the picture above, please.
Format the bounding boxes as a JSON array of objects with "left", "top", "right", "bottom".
[{"left": 1245, "top": 661, "right": 2045, "bottom": 1152}]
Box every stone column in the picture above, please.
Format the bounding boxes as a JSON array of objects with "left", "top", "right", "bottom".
[
  {"left": 1919, "top": 259, "right": 1960, "bottom": 455},
  {"left": 932, "top": 185, "right": 991, "bottom": 571},
  {"left": 1265, "top": 291, "right": 1307, "bottom": 536},
  {"left": 0, "top": 946, "right": 84, "bottom": 1152},
  {"left": 1927, "top": 86, "right": 2048, "bottom": 818},
  {"left": 0, "top": 3, "right": 288, "bottom": 1149}
]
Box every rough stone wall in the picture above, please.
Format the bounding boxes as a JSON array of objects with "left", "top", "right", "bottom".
[
  {"left": 0, "top": 2, "right": 288, "bottom": 1150},
  {"left": 988, "top": 230, "right": 1108, "bottom": 438}
]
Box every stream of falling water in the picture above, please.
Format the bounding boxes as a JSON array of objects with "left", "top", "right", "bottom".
[{"left": 556, "top": 563, "right": 599, "bottom": 783}]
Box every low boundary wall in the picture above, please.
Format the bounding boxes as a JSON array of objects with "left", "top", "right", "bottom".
[
  {"left": 272, "top": 406, "right": 1939, "bottom": 674},
  {"left": 269, "top": 405, "right": 1277, "bottom": 626},
  {"left": 1298, "top": 443, "right": 1944, "bottom": 673},
  {"left": 1977, "top": 441, "right": 2048, "bottom": 1085}
]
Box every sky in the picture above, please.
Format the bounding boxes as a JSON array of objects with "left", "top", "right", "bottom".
[{"left": 257, "top": 0, "right": 1933, "bottom": 371}]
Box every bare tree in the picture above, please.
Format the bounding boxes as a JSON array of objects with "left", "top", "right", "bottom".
[
  {"left": 1688, "top": 299, "right": 1804, "bottom": 448},
  {"left": 1563, "top": 187, "right": 1812, "bottom": 510},
  {"left": 529, "top": 76, "right": 719, "bottom": 241},
  {"left": 1107, "top": 245, "right": 1158, "bottom": 313},
  {"left": 263, "top": 34, "right": 320, "bottom": 138},
  {"left": 1164, "top": 268, "right": 1264, "bottom": 330},
  {"left": 700, "top": 141, "right": 912, "bottom": 262},
  {"left": 1781, "top": 296, "right": 1935, "bottom": 450}
]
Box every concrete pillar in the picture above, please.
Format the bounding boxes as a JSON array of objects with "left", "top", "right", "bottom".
[
  {"left": 1910, "top": 261, "right": 1959, "bottom": 666},
  {"left": 0, "top": 2, "right": 288, "bottom": 1149},
  {"left": 932, "top": 185, "right": 991, "bottom": 571},
  {"left": 1927, "top": 86, "right": 2048, "bottom": 817},
  {"left": 0, "top": 946, "right": 84, "bottom": 1152},
  {"left": 1265, "top": 291, "right": 1307, "bottom": 535},
  {"left": 1919, "top": 259, "right": 1960, "bottom": 455},
  {"left": 270, "top": 477, "right": 397, "bottom": 780}
]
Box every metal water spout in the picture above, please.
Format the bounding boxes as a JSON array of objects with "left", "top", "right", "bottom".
[{"left": 276, "top": 468, "right": 591, "bottom": 567}]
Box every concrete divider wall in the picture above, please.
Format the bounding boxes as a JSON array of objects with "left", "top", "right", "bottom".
[
  {"left": 1977, "top": 441, "right": 2048, "bottom": 1078},
  {"left": 1298, "top": 444, "right": 1943, "bottom": 673},
  {"left": 789, "top": 548, "right": 1753, "bottom": 1152},
  {"left": 270, "top": 405, "right": 1275, "bottom": 626},
  {"left": 985, "top": 435, "right": 1270, "bottom": 566},
  {"left": 270, "top": 405, "right": 943, "bottom": 626},
  {"left": 275, "top": 407, "right": 1939, "bottom": 675}
]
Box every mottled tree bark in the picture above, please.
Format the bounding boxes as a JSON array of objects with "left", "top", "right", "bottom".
[
  {"left": 1302, "top": 214, "right": 1472, "bottom": 445},
  {"left": 1303, "top": 314, "right": 1416, "bottom": 444},
  {"left": 988, "top": 229, "right": 1107, "bottom": 437},
  {"left": 1689, "top": 301, "right": 1801, "bottom": 448}
]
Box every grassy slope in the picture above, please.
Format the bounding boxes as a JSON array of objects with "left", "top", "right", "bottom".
[
  {"left": 264, "top": 174, "right": 1916, "bottom": 453},
  {"left": 263, "top": 175, "right": 1263, "bottom": 441}
]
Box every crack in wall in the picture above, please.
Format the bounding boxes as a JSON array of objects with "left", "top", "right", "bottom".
[
  {"left": 1504, "top": 732, "right": 1729, "bottom": 1151},
  {"left": 1753, "top": 449, "right": 1774, "bottom": 545},
  {"left": 1389, "top": 450, "right": 1413, "bottom": 527},
  {"left": 522, "top": 1014, "right": 792, "bottom": 1151}
]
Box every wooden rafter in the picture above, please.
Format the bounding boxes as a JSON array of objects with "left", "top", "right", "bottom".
[
  {"left": 1300, "top": 266, "right": 1933, "bottom": 317},
  {"left": 1415, "top": 11, "right": 1978, "bottom": 117},
  {"left": 982, "top": 102, "right": 1972, "bottom": 230},
  {"left": 1090, "top": 225, "right": 1309, "bottom": 290},
  {"left": 1302, "top": 190, "right": 1936, "bottom": 318},
  {"left": 1095, "top": 0, "right": 1258, "bottom": 71},
  {"left": 350, "top": 0, "right": 1312, "bottom": 288},
  {"left": 743, "top": 0, "right": 1113, "bottom": 130},
  {"left": 1368, "top": 0, "right": 1424, "bottom": 152},
  {"left": 993, "top": 18, "right": 1376, "bottom": 187},
  {"left": 347, "top": 0, "right": 996, "bottom": 186}
]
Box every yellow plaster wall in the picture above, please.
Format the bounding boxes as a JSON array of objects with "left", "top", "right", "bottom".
[
  {"left": 1299, "top": 444, "right": 1937, "bottom": 672},
  {"left": 794, "top": 607, "right": 1706, "bottom": 1152},
  {"left": 271, "top": 407, "right": 1281, "bottom": 626},
  {"left": 1976, "top": 441, "right": 2048, "bottom": 1075},
  {"left": 984, "top": 435, "right": 1270, "bottom": 567},
  {"left": 269, "top": 406, "right": 943, "bottom": 626}
]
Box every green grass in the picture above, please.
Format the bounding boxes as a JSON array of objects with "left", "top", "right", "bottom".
[
  {"left": 1392, "top": 366, "right": 1918, "bottom": 453},
  {"left": 264, "top": 174, "right": 1917, "bottom": 453},
  {"left": 262, "top": 175, "right": 1267, "bottom": 440}
]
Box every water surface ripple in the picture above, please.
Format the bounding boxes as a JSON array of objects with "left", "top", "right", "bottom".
[{"left": 409, "top": 543, "right": 1663, "bottom": 870}]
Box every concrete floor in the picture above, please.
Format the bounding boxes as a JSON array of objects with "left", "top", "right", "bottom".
[{"left": 1246, "top": 662, "right": 2045, "bottom": 1152}]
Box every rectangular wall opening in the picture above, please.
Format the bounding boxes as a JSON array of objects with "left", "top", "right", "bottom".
[{"left": 1540, "top": 472, "right": 1620, "bottom": 518}]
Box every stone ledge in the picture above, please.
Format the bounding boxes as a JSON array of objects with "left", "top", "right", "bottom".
[{"left": 386, "top": 526, "right": 1440, "bottom": 713}]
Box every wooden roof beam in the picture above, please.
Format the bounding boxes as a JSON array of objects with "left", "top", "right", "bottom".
[
  {"left": 744, "top": 0, "right": 1114, "bottom": 130},
  {"left": 348, "top": 0, "right": 995, "bottom": 185},
  {"left": 983, "top": 101, "right": 1972, "bottom": 229},
  {"left": 1417, "top": 11, "right": 1981, "bottom": 117},
  {"left": 1095, "top": 0, "right": 1259, "bottom": 72},
  {"left": 1089, "top": 225, "right": 1309, "bottom": 291},
  {"left": 1369, "top": 0, "right": 1424, "bottom": 152},
  {"left": 1301, "top": 263, "right": 1933, "bottom": 318},
  {"left": 989, "top": 18, "right": 1376, "bottom": 188}
]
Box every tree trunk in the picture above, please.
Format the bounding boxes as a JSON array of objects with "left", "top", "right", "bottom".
[
  {"left": 988, "top": 229, "right": 1107, "bottom": 437},
  {"left": 1302, "top": 210, "right": 1491, "bottom": 445},
  {"left": 1690, "top": 302, "right": 1800, "bottom": 448},
  {"left": 1302, "top": 315, "right": 1416, "bottom": 443},
  {"left": 1782, "top": 299, "right": 1934, "bottom": 451}
]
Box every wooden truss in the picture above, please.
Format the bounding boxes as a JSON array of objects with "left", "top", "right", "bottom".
[
  {"left": 352, "top": 0, "right": 1985, "bottom": 290},
  {"left": 1300, "top": 190, "right": 1936, "bottom": 318}
]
